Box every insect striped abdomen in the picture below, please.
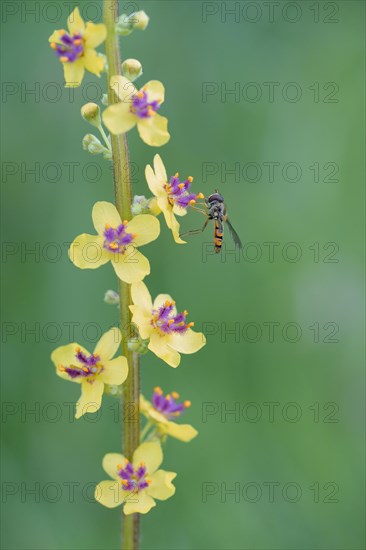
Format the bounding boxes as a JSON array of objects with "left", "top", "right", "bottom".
[{"left": 214, "top": 220, "right": 223, "bottom": 253}]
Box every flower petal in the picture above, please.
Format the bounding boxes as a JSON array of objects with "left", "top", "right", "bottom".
[
  {"left": 145, "top": 164, "right": 165, "bottom": 197},
  {"left": 103, "top": 101, "right": 137, "bottom": 135},
  {"left": 153, "top": 154, "right": 167, "bottom": 182},
  {"left": 123, "top": 491, "right": 156, "bottom": 515},
  {"left": 110, "top": 75, "right": 137, "bottom": 102},
  {"left": 48, "top": 29, "right": 64, "bottom": 44},
  {"left": 94, "top": 328, "right": 121, "bottom": 361},
  {"left": 153, "top": 294, "right": 176, "bottom": 314},
  {"left": 68, "top": 234, "right": 109, "bottom": 269},
  {"left": 67, "top": 7, "right": 85, "bottom": 34},
  {"left": 159, "top": 421, "right": 198, "bottom": 442},
  {"left": 83, "top": 48, "right": 105, "bottom": 76},
  {"left": 142, "top": 81, "right": 165, "bottom": 104},
  {"left": 63, "top": 60, "right": 85, "bottom": 88},
  {"left": 133, "top": 441, "right": 163, "bottom": 474},
  {"left": 137, "top": 115, "right": 170, "bottom": 147},
  {"left": 159, "top": 205, "right": 185, "bottom": 244},
  {"left": 130, "top": 282, "right": 153, "bottom": 339},
  {"left": 131, "top": 281, "right": 153, "bottom": 312},
  {"left": 102, "top": 453, "right": 126, "bottom": 479},
  {"left": 100, "top": 357, "right": 128, "bottom": 385},
  {"left": 129, "top": 308, "right": 153, "bottom": 340},
  {"left": 173, "top": 203, "right": 188, "bottom": 217},
  {"left": 127, "top": 215, "right": 160, "bottom": 247},
  {"left": 147, "top": 470, "right": 176, "bottom": 500},
  {"left": 83, "top": 22, "right": 107, "bottom": 48},
  {"left": 169, "top": 329, "right": 206, "bottom": 354},
  {"left": 92, "top": 201, "right": 122, "bottom": 236},
  {"left": 51, "top": 343, "right": 87, "bottom": 383},
  {"left": 139, "top": 394, "right": 154, "bottom": 415},
  {"left": 148, "top": 333, "right": 180, "bottom": 368},
  {"left": 95, "top": 480, "right": 124, "bottom": 508},
  {"left": 75, "top": 380, "right": 104, "bottom": 419},
  {"left": 111, "top": 248, "right": 150, "bottom": 284}
]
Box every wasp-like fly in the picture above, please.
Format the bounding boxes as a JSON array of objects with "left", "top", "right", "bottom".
[{"left": 180, "top": 190, "right": 242, "bottom": 253}]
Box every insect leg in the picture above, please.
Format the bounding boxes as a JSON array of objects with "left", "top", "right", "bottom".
[
  {"left": 190, "top": 205, "right": 208, "bottom": 217},
  {"left": 179, "top": 218, "right": 209, "bottom": 239}
]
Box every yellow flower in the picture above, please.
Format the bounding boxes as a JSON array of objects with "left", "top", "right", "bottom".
[
  {"left": 68, "top": 201, "right": 160, "bottom": 284},
  {"left": 103, "top": 76, "right": 170, "bottom": 147},
  {"left": 51, "top": 328, "right": 128, "bottom": 419},
  {"left": 49, "top": 7, "right": 106, "bottom": 87},
  {"left": 145, "top": 154, "right": 205, "bottom": 243},
  {"left": 141, "top": 388, "right": 198, "bottom": 442},
  {"left": 130, "top": 281, "right": 206, "bottom": 367},
  {"left": 95, "top": 441, "right": 176, "bottom": 514}
]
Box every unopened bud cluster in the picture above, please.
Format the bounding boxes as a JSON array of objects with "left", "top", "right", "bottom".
[
  {"left": 132, "top": 195, "right": 161, "bottom": 216},
  {"left": 116, "top": 11, "right": 149, "bottom": 36},
  {"left": 82, "top": 134, "right": 112, "bottom": 160}
]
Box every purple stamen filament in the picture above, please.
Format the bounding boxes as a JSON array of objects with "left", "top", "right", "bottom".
[
  {"left": 151, "top": 300, "right": 194, "bottom": 336},
  {"left": 152, "top": 387, "right": 191, "bottom": 419},
  {"left": 58, "top": 348, "right": 102, "bottom": 380},
  {"left": 165, "top": 173, "right": 204, "bottom": 210},
  {"left": 131, "top": 90, "right": 160, "bottom": 119},
  {"left": 103, "top": 221, "right": 136, "bottom": 254},
  {"left": 118, "top": 461, "right": 151, "bottom": 492},
  {"left": 50, "top": 32, "right": 84, "bottom": 63}
]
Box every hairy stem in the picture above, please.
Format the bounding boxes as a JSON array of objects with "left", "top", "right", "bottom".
[{"left": 104, "top": 1, "right": 140, "bottom": 548}]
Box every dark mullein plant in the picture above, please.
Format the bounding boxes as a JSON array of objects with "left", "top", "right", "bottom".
[{"left": 49, "top": 4, "right": 206, "bottom": 548}]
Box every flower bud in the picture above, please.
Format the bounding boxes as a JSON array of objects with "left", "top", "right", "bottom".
[
  {"left": 121, "top": 59, "right": 143, "bottom": 82},
  {"left": 127, "top": 338, "right": 149, "bottom": 354},
  {"left": 82, "top": 134, "right": 110, "bottom": 158},
  {"left": 131, "top": 195, "right": 150, "bottom": 215},
  {"left": 104, "top": 290, "right": 120, "bottom": 305},
  {"left": 104, "top": 384, "right": 122, "bottom": 396},
  {"left": 116, "top": 11, "right": 149, "bottom": 35},
  {"left": 148, "top": 197, "right": 162, "bottom": 216},
  {"left": 81, "top": 103, "right": 101, "bottom": 127},
  {"left": 131, "top": 11, "right": 149, "bottom": 30},
  {"left": 132, "top": 195, "right": 162, "bottom": 216},
  {"left": 82, "top": 134, "right": 103, "bottom": 153}
]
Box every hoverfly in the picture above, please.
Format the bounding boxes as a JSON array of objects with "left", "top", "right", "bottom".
[{"left": 180, "top": 190, "right": 242, "bottom": 253}]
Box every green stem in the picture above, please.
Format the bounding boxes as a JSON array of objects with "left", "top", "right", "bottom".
[
  {"left": 140, "top": 420, "right": 153, "bottom": 441},
  {"left": 97, "top": 123, "right": 112, "bottom": 151},
  {"left": 104, "top": 2, "right": 140, "bottom": 549}
]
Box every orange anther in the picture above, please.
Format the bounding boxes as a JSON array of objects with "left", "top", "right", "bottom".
[
  {"left": 184, "top": 400, "right": 191, "bottom": 408},
  {"left": 171, "top": 391, "right": 179, "bottom": 399}
]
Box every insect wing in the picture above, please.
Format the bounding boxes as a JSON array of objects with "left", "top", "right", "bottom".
[{"left": 226, "top": 218, "right": 243, "bottom": 249}]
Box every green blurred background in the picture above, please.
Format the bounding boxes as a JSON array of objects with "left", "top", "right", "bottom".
[{"left": 1, "top": 1, "right": 365, "bottom": 548}]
